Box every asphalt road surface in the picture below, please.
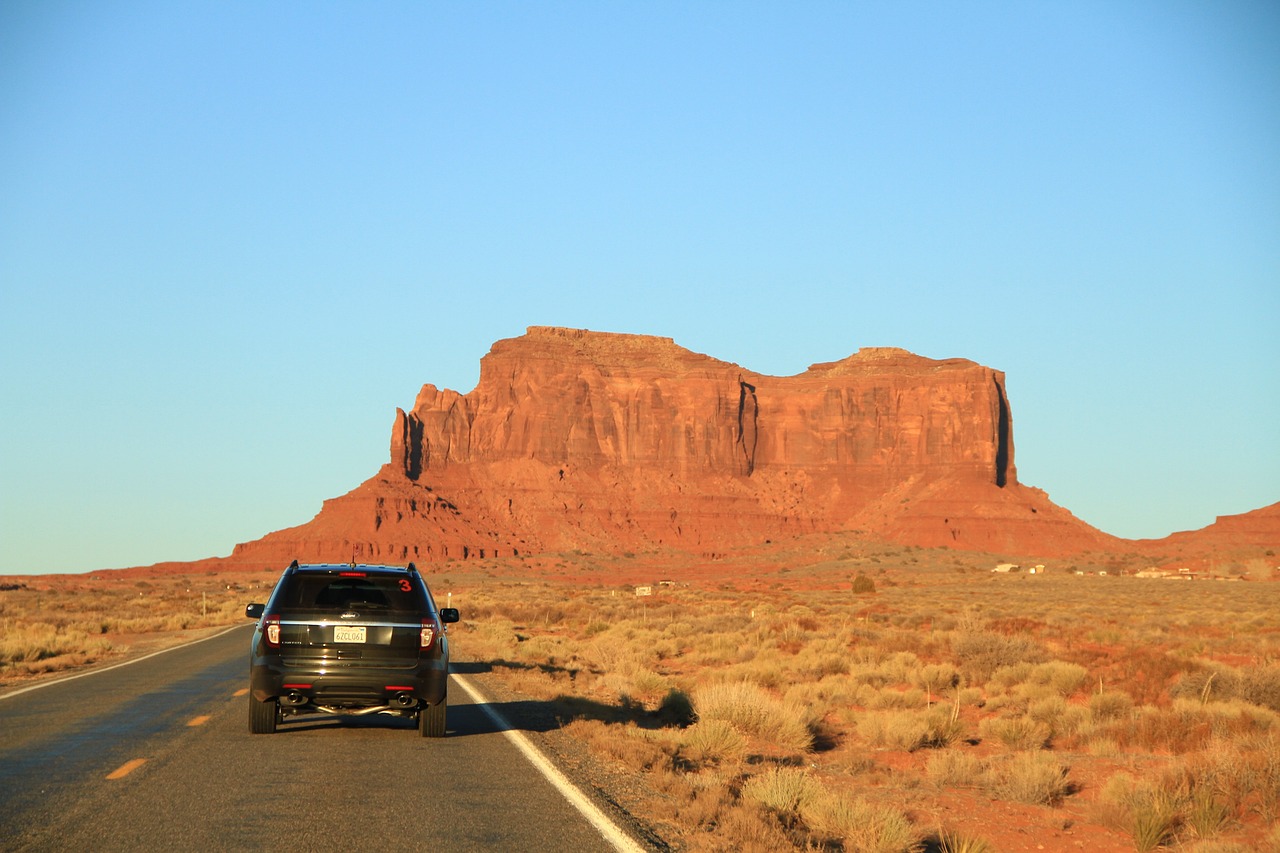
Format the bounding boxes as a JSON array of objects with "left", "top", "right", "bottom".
[{"left": 0, "top": 625, "right": 634, "bottom": 852}]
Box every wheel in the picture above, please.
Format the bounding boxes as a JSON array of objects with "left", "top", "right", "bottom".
[
  {"left": 249, "top": 695, "right": 278, "bottom": 734},
  {"left": 419, "top": 696, "right": 446, "bottom": 738}
]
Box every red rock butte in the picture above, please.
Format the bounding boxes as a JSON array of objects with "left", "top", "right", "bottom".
[{"left": 223, "top": 325, "right": 1191, "bottom": 567}]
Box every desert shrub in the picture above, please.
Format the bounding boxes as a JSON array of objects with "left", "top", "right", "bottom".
[
  {"left": 849, "top": 651, "right": 923, "bottom": 688},
  {"left": 0, "top": 620, "right": 114, "bottom": 669},
  {"left": 988, "top": 661, "right": 1035, "bottom": 691},
  {"left": 1124, "top": 704, "right": 1215, "bottom": 754},
  {"left": 597, "top": 663, "right": 671, "bottom": 707},
  {"left": 693, "top": 681, "right": 814, "bottom": 752},
  {"left": 909, "top": 663, "right": 960, "bottom": 701},
  {"left": 1172, "top": 697, "right": 1279, "bottom": 740},
  {"left": 791, "top": 645, "right": 851, "bottom": 680},
  {"left": 740, "top": 766, "right": 824, "bottom": 824},
  {"left": 859, "top": 706, "right": 964, "bottom": 752},
  {"left": 1026, "top": 695, "right": 1066, "bottom": 725},
  {"left": 708, "top": 800, "right": 796, "bottom": 853},
  {"left": 459, "top": 617, "right": 519, "bottom": 659},
  {"left": 1185, "top": 787, "right": 1232, "bottom": 840},
  {"left": 680, "top": 720, "right": 748, "bottom": 767},
  {"left": 670, "top": 772, "right": 735, "bottom": 832},
  {"left": 852, "top": 573, "right": 877, "bottom": 594},
  {"left": 925, "top": 750, "right": 984, "bottom": 788},
  {"left": 784, "top": 672, "right": 859, "bottom": 709},
  {"left": 863, "top": 686, "right": 928, "bottom": 710},
  {"left": 952, "top": 631, "right": 1046, "bottom": 681},
  {"left": 1095, "top": 769, "right": 1209, "bottom": 851},
  {"left": 979, "top": 715, "right": 1051, "bottom": 750},
  {"left": 1031, "top": 696, "right": 1089, "bottom": 742},
  {"left": 656, "top": 688, "right": 696, "bottom": 726},
  {"left": 1130, "top": 795, "right": 1182, "bottom": 853},
  {"left": 984, "top": 752, "right": 1071, "bottom": 805},
  {"left": 798, "top": 793, "right": 918, "bottom": 853},
  {"left": 1105, "top": 646, "right": 1198, "bottom": 706},
  {"left": 1170, "top": 664, "right": 1280, "bottom": 716},
  {"left": 935, "top": 830, "right": 995, "bottom": 853},
  {"left": 1085, "top": 735, "right": 1123, "bottom": 757},
  {"left": 561, "top": 719, "right": 672, "bottom": 772},
  {"left": 1174, "top": 666, "right": 1241, "bottom": 705},
  {"left": 1089, "top": 689, "right": 1135, "bottom": 722},
  {"left": 1028, "top": 660, "right": 1090, "bottom": 697},
  {"left": 1239, "top": 730, "right": 1280, "bottom": 822}
]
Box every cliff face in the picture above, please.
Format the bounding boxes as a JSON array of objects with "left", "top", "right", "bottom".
[
  {"left": 231, "top": 326, "right": 1124, "bottom": 565},
  {"left": 394, "top": 328, "right": 1015, "bottom": 488}
]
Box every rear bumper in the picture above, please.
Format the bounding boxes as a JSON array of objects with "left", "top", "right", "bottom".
[{"left": 250, "top": 656, "right": 449, "bottom": 707}]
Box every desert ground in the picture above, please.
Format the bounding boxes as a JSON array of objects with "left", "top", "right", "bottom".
[{"left": 3, "top": 537, "right": 1279, "bottom": 852}]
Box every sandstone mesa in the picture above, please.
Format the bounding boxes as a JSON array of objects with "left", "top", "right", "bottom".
[{"left": 192, "top": 326, "right": 1275, "bottom": 572}]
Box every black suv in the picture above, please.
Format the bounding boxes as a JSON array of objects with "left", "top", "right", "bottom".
[{"left": 244, "top": 561, "right": 459, "bottom": 736}]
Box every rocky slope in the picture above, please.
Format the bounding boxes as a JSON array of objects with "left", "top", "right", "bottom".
[{"left": 223, "top": 326, "right": 1139, "bottom": 567}]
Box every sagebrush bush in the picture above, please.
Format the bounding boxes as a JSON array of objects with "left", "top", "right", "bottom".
[
  {"left": 797, "top": 793, "right": 918, "bottom": 853},
  {"left": 936, "top": 830, "right": 995, "bottom": 853},
  {"left": 679, "top": 719, "right": 747, "bottom": 766},
  {"left": 1095, "top": 769, "right": 1198, "bottom": 851},
  {"left": 925, "top": 750, "right": 984, "bottom": 788},
  {"left": 1178, "top": 665, "right": 1280, "bottom": 714},
  {"left": 851, "top": 572, "right": 877, "bottom": 594},
  {"left": 693, "top": 681, "right": 814, "bottom": 751},
  {"left": 858, "top": 706, "right": 963, "bottom": 752},
  {"left": 979, "top": 715, "right": 1050, "bottom": 750},
  {"left": 984, "top": 751, "right": 1071, "bottom": 805},
  {"left": 740, "top": 766, "right": 824, "bottom": 823},
  {"left": 952, "top": 631, "right": 1046, "bottom": 681},
  {"left": 1089, "top": 688, "right": 1135, "bottom": 721}
]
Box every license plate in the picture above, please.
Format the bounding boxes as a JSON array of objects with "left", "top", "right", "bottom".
[{"left": 333, "top": 625, "right": 367, "bottom": 643}]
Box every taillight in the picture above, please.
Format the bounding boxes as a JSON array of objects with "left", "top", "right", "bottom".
[
  {"left": 263, "top": 615, "right": 281, "bottom": 648},
  {"left": 420, "top": 619, "right": 438, "bottom": 651}
]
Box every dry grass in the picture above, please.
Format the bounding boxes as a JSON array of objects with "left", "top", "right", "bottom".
[
  {"left": 435, "top": 542, "right": 1280, "bottom": 850},
  {"left": 0, "top": 572, "right": 273, "bottom": 682},
  {"left": 6, "top": 539, "right": 1280, "bottom": 851}
]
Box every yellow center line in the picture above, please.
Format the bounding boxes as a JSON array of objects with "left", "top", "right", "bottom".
[
  {"left": 233, "top": 688, "right": 249, "bottom": 697},
  {"left": 106, "top": 758, "right": 147, "bottom": 780},
  {"left": 187, "top": 715, "right": 211, "bottom": 727}
]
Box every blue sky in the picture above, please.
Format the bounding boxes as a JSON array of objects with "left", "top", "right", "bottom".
[{"left": 2, "top": 1, "right": 1277, "bottom": 574}]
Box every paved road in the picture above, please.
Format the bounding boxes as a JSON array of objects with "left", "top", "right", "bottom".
[{"left": 0, "top": 625, "right": 628, "bottom": 852}]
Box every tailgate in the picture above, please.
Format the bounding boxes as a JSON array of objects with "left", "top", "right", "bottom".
[{"left": 279, "top": 617, "right": 421, "bottom": 664}]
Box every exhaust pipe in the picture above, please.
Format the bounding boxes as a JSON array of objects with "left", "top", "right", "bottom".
[
  {"left": 389, "top": 692, "right": 418, "bottom": 710},
  {"left": 280, "top": 692, "right": 308, "bottom": 707}
]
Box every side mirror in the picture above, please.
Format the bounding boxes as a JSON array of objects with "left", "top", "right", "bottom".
[
  {"left": 439, "top": 607, "right": 460, "bottom": 624},
  {"left": 245, "top": 603, "right": 265, "bottom": 619}
]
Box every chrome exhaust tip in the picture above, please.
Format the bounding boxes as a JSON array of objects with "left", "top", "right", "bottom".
[{"left": 389, "top": 692, "right": 417, "bottom": 709}]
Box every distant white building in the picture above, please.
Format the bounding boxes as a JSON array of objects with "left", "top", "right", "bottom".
[{"left": 992, "top": 563, "right": 1019, "bottom": 573}]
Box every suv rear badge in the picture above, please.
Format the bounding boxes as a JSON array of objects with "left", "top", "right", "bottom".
[{"left": 340, "top": 611, "right": 359, "bottom": 619}]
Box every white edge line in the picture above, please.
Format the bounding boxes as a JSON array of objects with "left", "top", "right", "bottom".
[
  {"left": 451, "top": 672, "right": 645, "bottom": 853},
  {"left": 0, "top": 624, "right": 246, "bottom": 701}
]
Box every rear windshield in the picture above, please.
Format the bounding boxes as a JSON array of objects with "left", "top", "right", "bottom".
[{"left": 273, "top": 573, "right": 427, "bottom": 613}]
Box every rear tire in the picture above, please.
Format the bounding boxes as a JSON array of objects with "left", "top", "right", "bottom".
[
  {"left": 249, "top": 695, "right": 278, "bottom": 734},
  {"left": 419, "top": 696, "right": 446, "bottom": 738}
]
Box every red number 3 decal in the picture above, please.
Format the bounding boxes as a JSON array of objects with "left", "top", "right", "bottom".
[{"left": 399, "top": 579, "right": 412, "bottom": 592}]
